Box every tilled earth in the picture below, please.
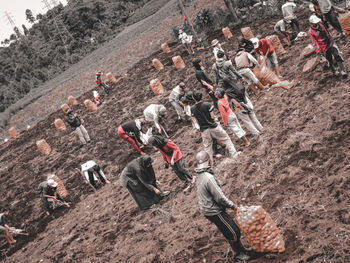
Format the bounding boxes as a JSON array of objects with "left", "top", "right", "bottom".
[{"left": 0, "top": 8, "right": 350, "bottom": 263}]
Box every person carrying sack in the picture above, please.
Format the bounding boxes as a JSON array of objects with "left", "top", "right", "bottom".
[
  {"left": 81, "top": 160, "right": 110, "bottom": 189},
  {"left": 194, "top": 151, "right": 252, "bottom": 261}
]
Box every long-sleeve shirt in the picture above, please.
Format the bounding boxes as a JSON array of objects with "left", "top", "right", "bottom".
[
  {"left": 0, "top": 213, "right": 7, "bottom": 226},
  {"left": 157, "top": 140, "right": 183, "bottom": 164},
  {"left": 281, "top": 1, "right": 297, "bottom": 23},
  {"left": 121, "top": 119, "right": 143, "bottom": 144},
  {"left": 274, "top": 19, "right": 287, "bottom": 33},
  {"left": 169, "top": 86, "right": 183, "bottom": 103},
  {"left": 217, "top": 96, "right": 232, "bottom": 127},
  {"left": 213, "top": 44, "right": 224, "bottom": 60},
  {"left": 212, "top": 59, "right": 242, "bottom": 85},
  {"left": 318, "top": 0, "right": 332, "bottom": 14},
  {"left": 143, "top": 104, "right": 166, "bottom": 130},
  {"left": 308, "top": 23, "right": 333, "bottom": 53},
  {"left": 195, "top": 167, "right": 234, "bottom": 216}
]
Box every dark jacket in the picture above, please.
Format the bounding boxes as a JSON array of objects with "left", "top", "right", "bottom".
[
  {"left": 121, "top": 120, "right": 143, "bottom": 144},
  {"left": 212, "top": 59, "right": 242, "bottom": 86},
  {"left": 65, "top": 112, "right": 81, "bottom": 130},
  {"left": 195, "top": 69, "right": 215, "bottom": 92},
  {"left": 238, "top": 37, "right": 255, "bottom": 53},
  {"left": 195, "top": 167, "right": 234, "bottom": 216}
]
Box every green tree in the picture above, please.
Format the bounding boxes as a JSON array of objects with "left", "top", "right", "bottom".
[
  {"left": 22, "top": 25, "right": 29, "bottom": 36},
  {"left": 26, "top": 9, "right": 35, "bottom": 24}
]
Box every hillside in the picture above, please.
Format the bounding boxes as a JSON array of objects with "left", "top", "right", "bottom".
[
  {"left": 0, "top": 5, "right": 350, "bottom": 263},
  {"left": 0, "top": 0, "right": 155, "bottom": 113}
]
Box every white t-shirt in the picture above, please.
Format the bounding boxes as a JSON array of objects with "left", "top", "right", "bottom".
[{"left": 281, "top": 2, "right": 297, "bottom": 23}]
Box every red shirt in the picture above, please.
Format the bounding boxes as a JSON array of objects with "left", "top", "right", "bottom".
[
  {"left": 96, "top": 75, "right": 102, "bottom": 85},
  {"left": 158, "top": 140, "right": 183, "bottom": 164},
  {"left": 218, "top": 96, "right": 232, "bottom": 127},
  {"left": 308, "top": 23, "right": 333, "bottom": 53},
  {"left": 255, "top": 39, "right": 274, "bottom": 56}
]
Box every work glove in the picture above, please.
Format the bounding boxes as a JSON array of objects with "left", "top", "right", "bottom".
[
  {"left": 164, "top": 163, "right": 169, "bottom": 169},
  {"left": 171, "top": 157, "right": 175, "bottom": 166}
]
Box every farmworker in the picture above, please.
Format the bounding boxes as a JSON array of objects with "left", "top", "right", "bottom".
[
  {"left": 178, "top": 29, "right": 194, "bottom": 55},
  {"left": 215, "top": 88, "right": 250, "bottom": 147},
  {"left": 192, "top": 58, "right": 218, "bottom": 108},
  {"left": 212, "top": 51, "right": 243, "bottom": 86},
  {"left": 169, "top": 82, "right": 188, "bottom": 122},
  {"left": 0, "top": 206, "right": 16, "bottom": 246},
  {"left": 308, "top": 15, "right": 347, "bottom": 78},
  {"left": 253, "top": 38, "right": 281, "bottom": 77},
  {"left": 118, "top": 118, "right": 146, "bottom": 155},
  {"left": 222, "top": 78, "right": 264, "bottom": 136},
  {"left": 195, "top": 151, "right": 251, "bottom": 261},
  {"left": 81, "top": 160, "right": 110, "bottom": 188},
  {"left": 120, "top": 156, "right": 170, "bottom": 210},
  {"left": 309, "top": 0, "right": 328, "bottom": 28},
  {"left": 317, "top": 0, "right": 346, "bottom": 37},
  {"left": 274, "top": 19, "right": 292, "bottom": 46},
  {"left": 93, "top": 90, "right": 102, "bottom": 106},
  {"left": 143, "top": 104, "right": 169, "bottom": 136},
  {"left": 190, "top": 90, "right": 239, "bottom": 163},
  {"left": 234, "top": 48, "right": 267, "bottom": 94},
  {"left": 65, "top": 109, "right": 91, "bottom": 145},
  {"left": 95, "top": 72, "right": 109, "bottom": 95},
  {"left": 38, "top": 179, "right": 70, "bottom": 216},
  {"left": 237, "top": 36, "right": 255, "bottom": 53},
  {"left": 211, "top": 39, "right": 228, "bottom": 61},
  {"left": 148, "top": 135, "right": 195, "bottom": 192},
  {"left": 281, "top": 0, "right": 301, "bottom": 33},
  {"left": 181, "top": 91, "right": 224, "bottom": 159}
]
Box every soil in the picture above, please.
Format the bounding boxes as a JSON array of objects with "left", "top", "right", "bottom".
[{"left": 0, "top": 5, "right": 350, "bottom": 263}]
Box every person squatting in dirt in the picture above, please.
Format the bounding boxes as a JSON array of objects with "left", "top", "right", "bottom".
[
  {"left": 215, "top": 88, "right": 251, "bottom": 147},
  {"left": 37, "top": 179, "right": 70, "bottom": 216},
  {"left": 64, "top": 108, "right": 91, "bottom": 145},
  {"left": 192, "top": 58, "right": 218, "bottom": 109},
  {"left": 316, "top": 0, "right": 346, "bottom": 38},
  {"left": 81, "top": 160, "right": 110, "bottom": 189},
  {"left": 194, "top": 151, "right": 252, "bottom": 262},
  {"left": 143, "top": 104, "right": 169, "bottom": 136},
  {"left": 234, "top": 48, "right": 267, "bottom": 94},
  {"left": 169, "top": 82, "right": 189, "bottom": 122},
  {"left": 274, "top": 19, "right": 293, "bottom": 46},
  {"left": 221, "top": 78, "right": 264, "bottom": 136},
  {"left": 190, "top": 90, "right": 240, "bottom": 163},
  {"left": 253, "top": 38, "right": 281, "bottom": 78},
  {"left": 178, "top": 29, "right": 194, "bottom": 55},
  {"left": 0, "top": 206, "right": 16, "bottom": 246},
  {"left": 118, "top": 118, "right": 146, "bottom": 155},
  {"left": 281, "top": 0, "right": 301, "bottom": 33},
  {"left": 95, "top": 72, "right": 109, "bottom": 95},
  {"left": 148, "top": 135, "right": 195, "bottom": 192},
  {"left": 308, "top": 15, "right": 348, "bottom": 78},
  {"left": 120, "top": 156, "right": 170, "bottom": 210}
]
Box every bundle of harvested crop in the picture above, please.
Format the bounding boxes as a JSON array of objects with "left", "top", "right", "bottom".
[{"left": 235, "top": 205, "right": 285, "bottom": 253}]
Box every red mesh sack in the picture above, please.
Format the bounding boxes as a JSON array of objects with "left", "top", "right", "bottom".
[
  {"left": 54, "top": 119, "right": 66, "bottom": 132},
  {"left": 36, "top": 139, "right": 51, "bottom": 156},
  {"left": 47, "top": 174, "right": 68, "bottom": 198},
  {"left": 339, "top": 13, "right": 350, "bottom": 36},
  {"left": 266, "top": 35, "right": 285, "bottom": 55},
  {"left": 235, "top": 205, "right": 285, "bottom": 253},
  {"left": 172, "top": 56, "right": 185, "bottom": 69},
  {"left": 150, "top": 79, "right": 165, "bottom": 95},
  {"left": 241, "top": 27, "right": 254, "bottom": 39},
  {"left": 253, "top": 61, "right": 280, "bottom": 86},
  {"left": 9, "top": 127, "right": 19, "bottom": 138},
  {"left": 152, "top": 59, "right": 164, "bottom": 71}
]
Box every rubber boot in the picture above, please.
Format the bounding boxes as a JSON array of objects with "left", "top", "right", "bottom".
[
  {"left": 337, "top": 61, "right": 348, "bottom": 78},
  {"left": 228, "top": 239, "right": 251, "bottom": 261}
]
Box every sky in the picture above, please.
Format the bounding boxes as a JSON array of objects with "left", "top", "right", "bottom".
[{"left": 0, "top": 0, "right": 68, "bottom": 42}]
